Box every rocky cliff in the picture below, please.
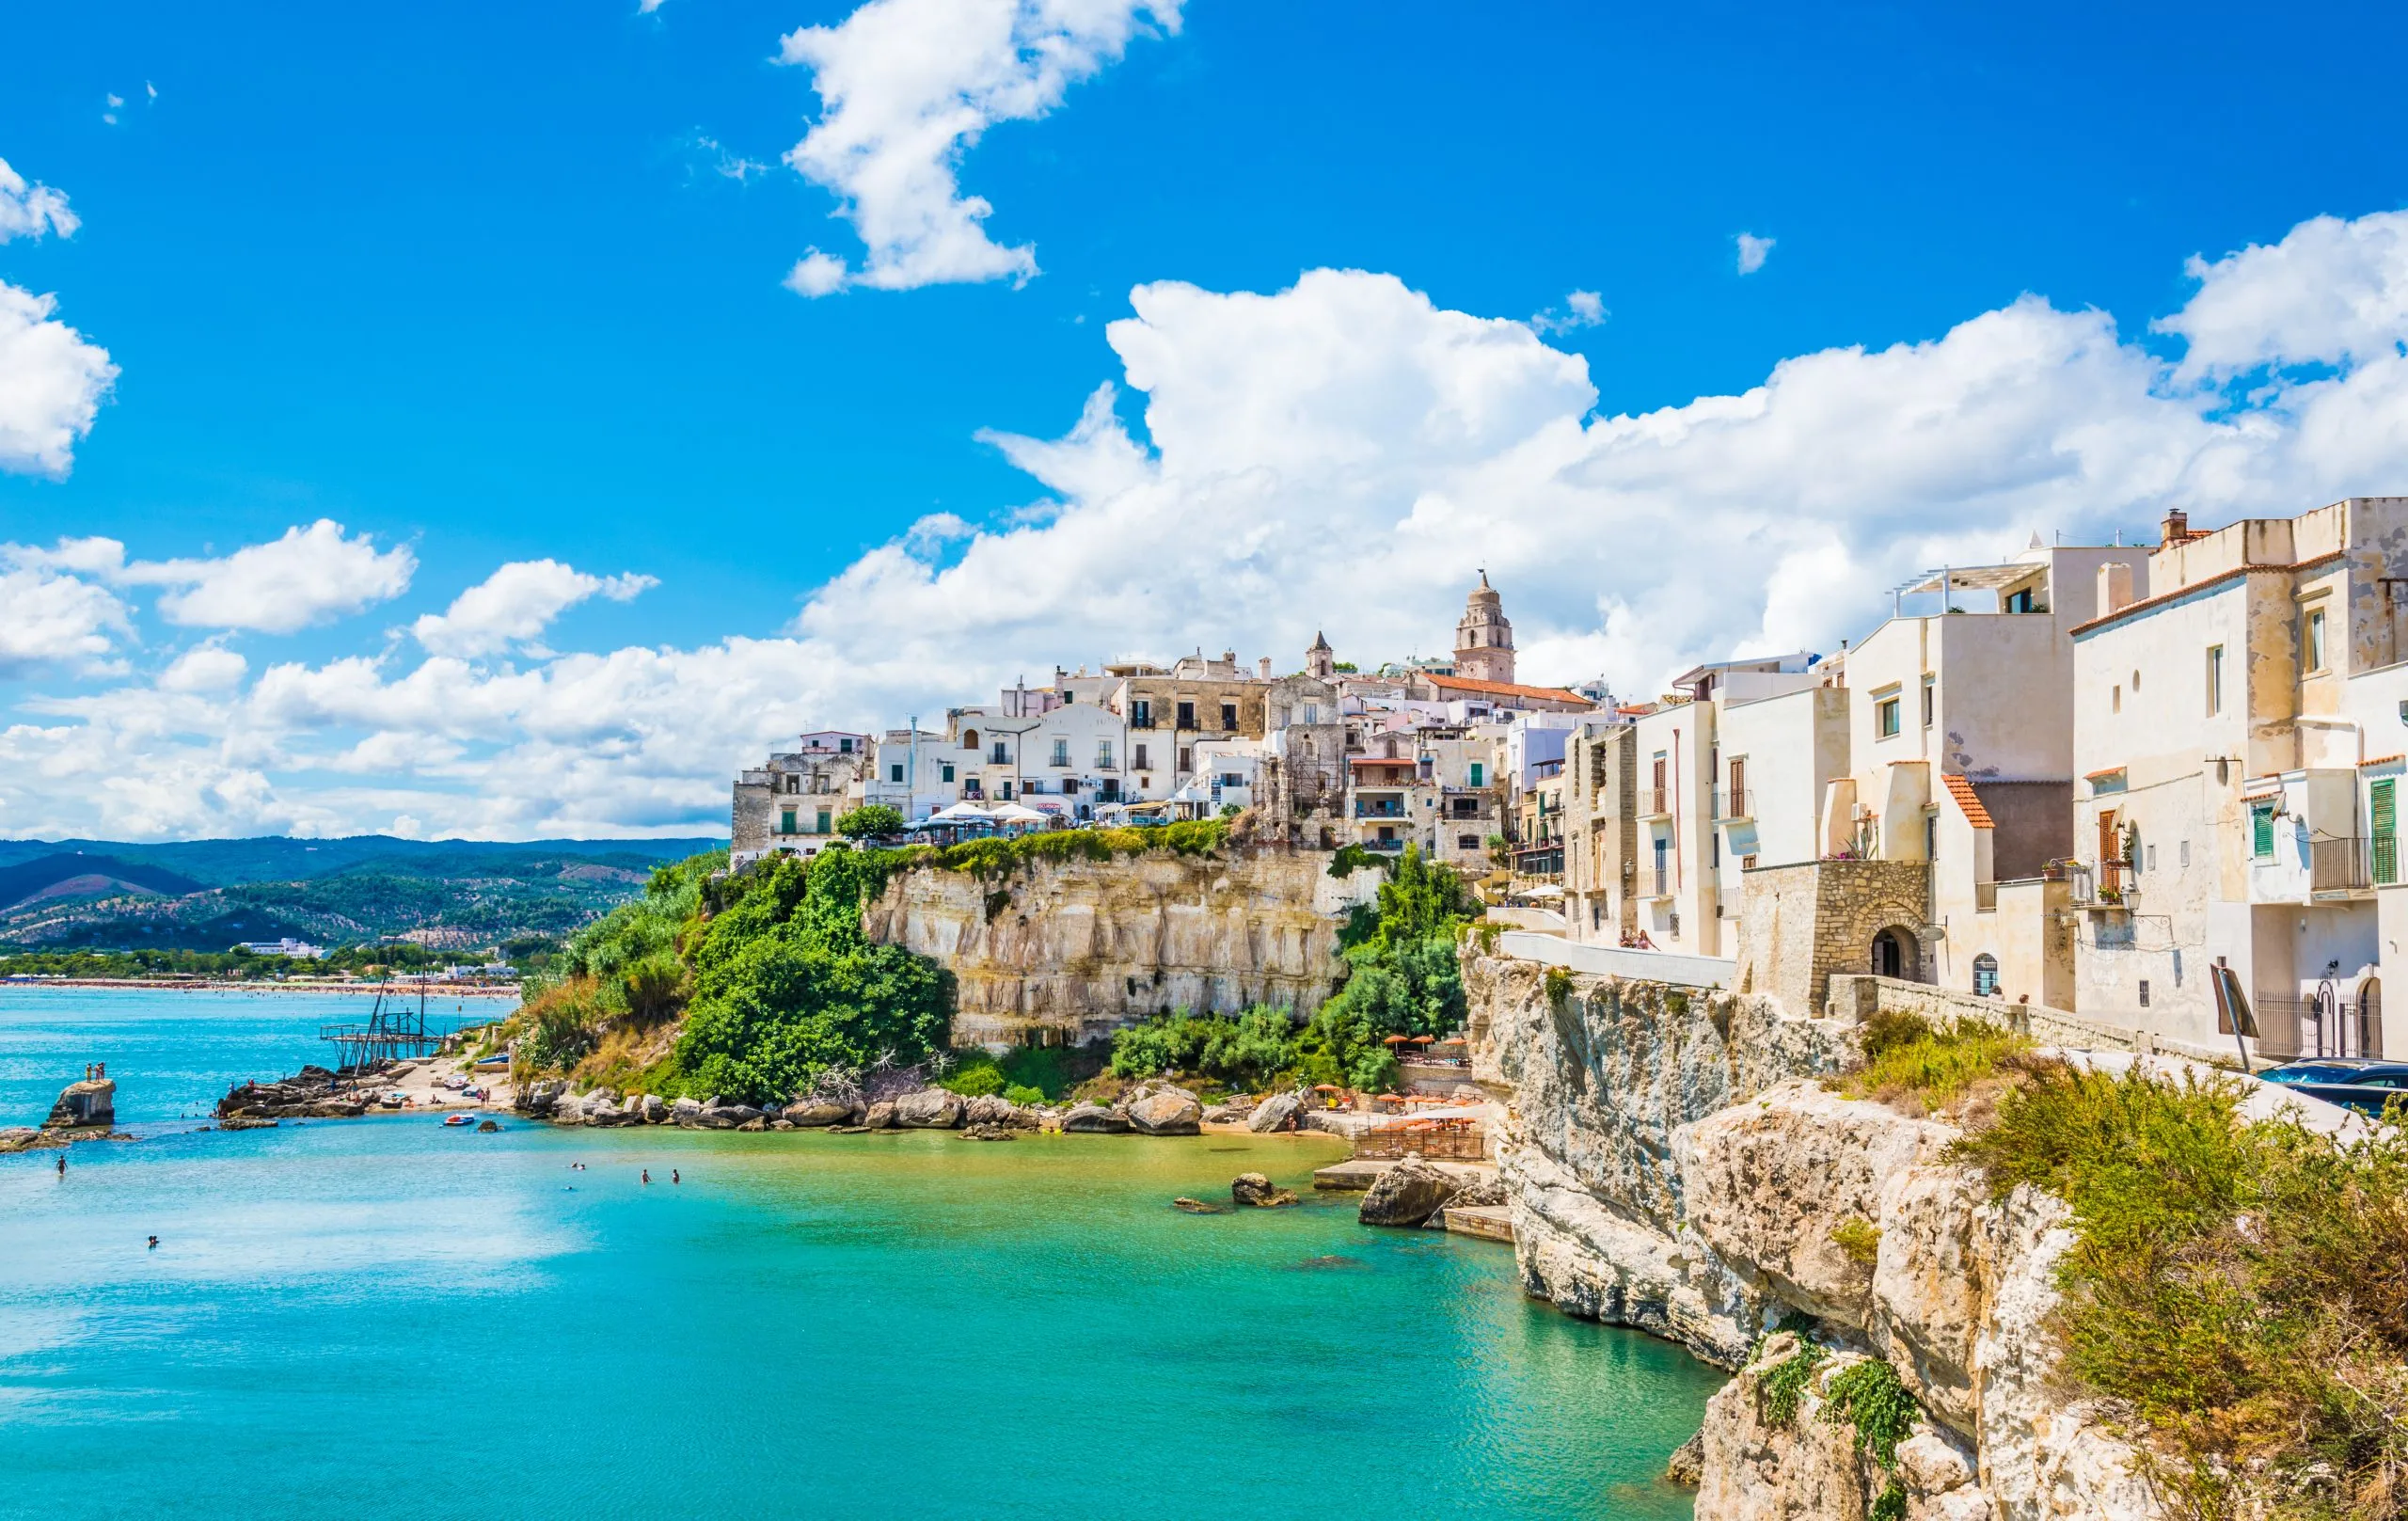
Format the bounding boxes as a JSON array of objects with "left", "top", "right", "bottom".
[
  {"left": 1465, "top": 954, "right": 2162, "bottom": 1521},
  {"left": 864, "top": 848, "right": 1369, "bottom": 1049}
]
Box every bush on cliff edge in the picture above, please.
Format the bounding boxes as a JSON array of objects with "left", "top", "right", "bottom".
[{"left": 1952, "top": 1062, "right": 2408, "bottom": 1521}]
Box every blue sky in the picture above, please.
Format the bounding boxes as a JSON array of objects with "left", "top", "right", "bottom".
[{"left": 3, "top": 0, "right": 2407, "bottom": 839}]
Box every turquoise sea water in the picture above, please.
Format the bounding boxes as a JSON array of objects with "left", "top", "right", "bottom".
[{"left": 0, "top": 989, "right": 1720, "bottom": 1520}]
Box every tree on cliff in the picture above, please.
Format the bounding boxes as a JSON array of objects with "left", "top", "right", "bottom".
[{"left": 673, "top": 847, "right": 954, "bottom": 1104}]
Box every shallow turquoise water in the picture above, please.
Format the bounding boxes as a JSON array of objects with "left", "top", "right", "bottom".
[{"left": 0, "top": 989, "right": 1719, "bottom": 1520}]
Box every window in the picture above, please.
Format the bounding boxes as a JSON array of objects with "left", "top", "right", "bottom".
[
  {"left": 1221, "top": 771, "right": 1244, "bottom": 787},
  {"left": 1469, "top": 761, "right": 1483, "bottom": 786},
  {"left": 815, "top": 809, "right": 832, "bottom": 833},
  {"left": 1176, "top": 701, "right": 1196, "bottom": 730},
  {"left": 783, "top": 774, "right": 799, "bottom": 795},
  {"left": 2178, "top": 838, "right": 2190, "bottom": 867},
  {"left": 1050, "top": 738, "right": 1069, "bottom": 767},
  {"left": 2306, "top": 607, "right": 2327, "bottom": 673},
  {"left": 1741, "top": 853, "right": 1758, "bottom": 869},
  {"left": 962, "top": 729, "right": 978, "bottom": 751},
  {"left": 1062, "top": 778, "right": 1078, "bottom": 795},
  {"left": 2112, "top": 685, "right": 2121, "bottom": 713},
  {"left": 1131, "top": 701, "right": 1152, "bottom": 729},
  {"left": 1921, "top": 674, "right": 1936, "bottom": 728},
  {"left": 1876, "top": 696, "right": 1901, "bottom": 737},
  {"left": 1303, "top": 703, "right": 1320, "bottom": 724},
  {"left": 2251, "top": 803, "right": 2275, "bottom": 859},
  {"left": 1459, "top": 834, "right": 1481, "bottom": 850},
  {"left": 1221, "top": 702, "right": 1238, "bottom": 731},
  {"left": 1179, "top": 747, "right": 1194, "bottom": 772},
  {"left": 889, "top": 763, "right": 903, "bottom": 784},
  {"left": 2004, "top": 587, "right": 2034, "bottom": 613},
  {"left": 2207, "top": 645, "right": 2224, "bottom": 715},
  {"left": 1925, "top": 815, "right": 1938, "bottom": 859},
  {"left": 2139, "top": 978, "right": 2151, "bottom": 1008},
  {"left": 838, "top": 737, "right": 853, "bottom": 753},
  {"left": 1097, "top": 740, "right": 1114, "bottom": 768},
  {"left": 2146, "top": 843, "right": 2157, "bottom": 872},
  {"left": 990, "top": 742, "right": 1009, "bottom": 765},
  {"left": 779, "top": 808, "right": 796, "bottom": 834},
  {"left": 1134, "top": 743, "right": 1150, "bottom": 770},
  {"left": 2131, "top": 669, "right": 2141, "bottom": 691},
  {"left": 1000, "top": 781, "right": 1013, "bottom": 800},
  {"left": 1972, "top": 954, "right": 1999, "bottom": 997},
  {"left": 2374, "top": 778, "right": 2399, "bottom": 886},
  {"left": 941, "top": 764, "right": 955, "bottom": 784}
]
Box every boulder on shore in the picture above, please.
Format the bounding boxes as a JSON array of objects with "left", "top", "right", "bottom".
[
  {"left": 781, "top": 1099, "right": 857, "bottom": 1128},
  {"left": 516, "top": 1078, "right": 567, "bottom": 1117},
  {"left": 0, "top": 1126, "right": 58, "bottom": 1153},
  {"left": 1359, "top": 1158, "right": 1464, "bottom": 1228},
  {"left": 670, "top": 1096, "right": 705, "bottom": 1127},
  {"left": 1060, "top": 1102, "right": 1129, "bottom": 1133},
  {"left": 1665, "top": 1433, "right": 1704, "bottom": 1485},
  {"left": 1420, "top": 1172, "right": 1506, "bottom": 1228},
  {"left": 693, "top": 1102, "right": 762, "bottom": 1130},
  {"left": 894, "top": 1088, "right": 966, "bottom": 1129},
  {"left": 964, "top": 1094, "right": 1035, "bottom": 1128},
  {"left": 1127, "top": 1090, "right": 1202, "bottom": 1135},
  {"left": 1246, "top": 1092, "right": 1301, "bottom": 1133},
  {"left": 1231, "top": 1172, "right": 1299, "bottom": 1208},
  {"left": 959, "top": 1122, "right": 1017, "bottom": 1142},
  {"left": 863, "top": 1101, "right": 898, "bottom": 1130}
]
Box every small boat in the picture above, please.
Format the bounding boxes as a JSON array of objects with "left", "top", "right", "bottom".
[{"left": 443, "top": 1113, "right": 473, "bottom": 1126}]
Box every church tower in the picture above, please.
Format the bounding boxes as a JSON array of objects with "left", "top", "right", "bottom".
[
  {"left": 1306, "top": 630, "right": 1335, "bottom": 680},
  {"left": 1453, "top": 572, "right": 1515, "bottom": 685}
]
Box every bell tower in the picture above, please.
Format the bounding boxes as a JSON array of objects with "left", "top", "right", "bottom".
[
  {"left": 1306, "top": 630, "right": 1335, "bottom": 680},
  {"left": 1453, "top": 572, "right": 1515, "bottom": 685}
]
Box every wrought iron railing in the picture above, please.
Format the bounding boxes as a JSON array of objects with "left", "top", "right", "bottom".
[{"left": 2310, "top": 837, "right": 2371, "bottom": 893}]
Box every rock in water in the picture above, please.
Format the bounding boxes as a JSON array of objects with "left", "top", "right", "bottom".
[
  {"left": 1171, "top": 1196, "right": 1221, "bottom": 1213},
  {"left": 1246, "top": 1092, "right": 1300, "bottom": 1133},
  {"left": 44, "top": 1075, "right": 115, "bottom": 1131},
  {"left": 475, "top": 1118, "right": 499, "bottom": 1133},
  {"left": 893, "top": 1088, "right": 966, "bottom": 1129},
  {"left": 0, "top": 1126, "right": 57, "bottom": 1153},
  {"left": 1358, "top": 1159, "right": 1462, "bottom": 1228},
  {"left": 638, "top": 1094, "right": 667, "bottom": 1124},
  {"left": 1059, "top": 1102, "right": 1129, "bottom": 1133},
  {"left": 1665, "top": 1434, "right": 1704, "bottom": 1485},
  {"left": 863, "top": 1101, "right": 897, "bottom": 1130},
  {"left": 1231, "top": 1172, "right": 1298, "bottom": 1208},
  {"left": 1420, "top": 1171, "right": 1506, "bottom": 1228},
  {"left": 1127, "top": 1090, "right": 1201, "bottom": 1135},
  {"left": 670, "top": 1096, "right": 705, "bottom": 1128},
  {"left": 959, "top": 1122, "right": 1017, "bottom": 1141}
]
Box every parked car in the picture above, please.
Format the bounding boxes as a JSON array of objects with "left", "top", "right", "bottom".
[{"left": 2258, "top": 1058, "right": 2408, "bottom": 1117}]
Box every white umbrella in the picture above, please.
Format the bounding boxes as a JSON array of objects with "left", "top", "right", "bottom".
[
  {"left": 928, "top": 801, "right": 994, "bottom": 822},
  {"left": 989, "top": 802, "right": 1050, "bottom": 825}
]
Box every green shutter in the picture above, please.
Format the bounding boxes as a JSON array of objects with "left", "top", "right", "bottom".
[
  {"left": 816, "top": 810, "right": 832, "bottom": 833},
  {"left": 2251, "top": 804, "right": 2274, "bottom": 860},
  {"left": 1470, "top": 762, "right": 1483, "bottom": 786},
  {"left": 2374, "top": 779, "right": 2399, "bottom": 885}
]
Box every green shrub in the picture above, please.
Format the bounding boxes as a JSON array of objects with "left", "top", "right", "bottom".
[
  {"left": 1821, "top": 1358, "right": 1919, "bottom": 1521},
  {"left": 1841, "top": 1014, "right": 2029, "bottom": 1110},
  {"left": 1830, "top": 1216, "right": 1881, "bottom": 1265},
  {"left": 1328, "top": 843, "right": 1387, "bottom": 879},
  {"left": 1545, "top": 965, "right": 1575, "bottom": 1003},
  {"left": 1109, "top": 1006, "right": 1300, "bottom": 1089},
  {"left": 1002, "top": 1084, "right": 1044, "bottom": 1106},
  {"left": 1758, "top": 1339, "right": 1825, "bottom": 1427},
  {"left": 835, "top": 803, "right": 905, "bottom": 838},
  {"left": 938, "top": 1059, "right": 1008, "bottom": 1098},
  {"left": 1951, "top": 1062, "right": 2408, "bottom": 1520}
]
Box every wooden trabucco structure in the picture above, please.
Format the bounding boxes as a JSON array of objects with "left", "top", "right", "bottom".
[
  {"left": 1352, "top": 1117, "right": 1485, "bottom": 1162},
  {"left": 319, "top": 979, "right": 451, "bottom": 1074}
]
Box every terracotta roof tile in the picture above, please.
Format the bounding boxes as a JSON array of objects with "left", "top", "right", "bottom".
[
  {"left": 1425, "top": 673, "right": 1592, "bottom": 704},
  {"left": 1941, "top": 773, "right": 1995, "bottom": 830}
]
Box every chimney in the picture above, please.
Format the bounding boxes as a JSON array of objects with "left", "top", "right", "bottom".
[
  {"left": 2098, "top": 561, "right": 2135, "bottom": 617},
  {"left": 2161, "top": 508, "right": 2190, "bottom": 545},
  {"left": 1258, "top": 656, "right": 1272, "bottom": 679}
]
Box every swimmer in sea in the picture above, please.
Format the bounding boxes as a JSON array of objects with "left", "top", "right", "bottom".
[{"left": 642, "top": 1169, "right": 651, "bottom": 1184}]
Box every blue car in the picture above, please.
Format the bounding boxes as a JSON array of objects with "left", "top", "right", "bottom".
[{"left": 2258, "top": 1059, "right": 2408, "bottom": 1117}]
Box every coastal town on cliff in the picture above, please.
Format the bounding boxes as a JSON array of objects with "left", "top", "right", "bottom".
[{"left": 8, "top": 4, "right": 2408, "bottom": 1517}]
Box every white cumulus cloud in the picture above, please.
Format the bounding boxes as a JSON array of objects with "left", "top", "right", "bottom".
[
  {"left": 2159, "top": 210, "right": 2408, "bottom": 379},
  {"left": 1736, "top": 231, "right": 1775, "bottom": 274},
  {"left": 0, "top": 158, "right": 77, "bottom": 242},
  {"left": 119, "top": 521, "right": 418, "bottom": 634},
  {"left": 16, "top": 208, "right": 2408, "bottom": 840},
  {"left": 778, "top": 0, "right": 1180, "bottom": 295},
  {"left": 0, "top": 286, "right": 117, "bottom": 477},
  {"left": 411, "top": 560, "right": 657, "bottom": 658}
]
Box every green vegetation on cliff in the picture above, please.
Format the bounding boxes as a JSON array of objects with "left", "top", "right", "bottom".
[
  {"left": 1102, "top": 844, "right": 1473, "bottom": 1093},
  {"left": 1953, "top": 1062, "right": 2408, "bottom": 1521}
]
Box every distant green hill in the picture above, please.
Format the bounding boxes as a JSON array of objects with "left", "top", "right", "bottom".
[{"left": 0, "top": 835, "right": 724, "bottom": 953}]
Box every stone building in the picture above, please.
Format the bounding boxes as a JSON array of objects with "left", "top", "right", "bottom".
[
  {"left": 1562, "top": 719, "right": 1637, "bottom": 942},
  {"left": 731, "top": 731, "right": 875, "bottom": 868},
  {"left": 2071, "top": 499, "right": 2408, "bottom": 1058},
  {"left": 1732, "top": 858, "right": 1936, "bottom": 1017},
  {"left": 1454, "top": 572, "right": 1515, "bottom": 685}
]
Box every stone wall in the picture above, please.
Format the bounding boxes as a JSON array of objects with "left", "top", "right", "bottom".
[
  {"left": 1827, "top": 973, "right": 2241, "bottom": 1067},
  {"left": 1733, "top": 858, "right": 1933, "bottom": 1015},
  {"left": 864, "top": 847, "right": 1361, "bottom": 1049}
]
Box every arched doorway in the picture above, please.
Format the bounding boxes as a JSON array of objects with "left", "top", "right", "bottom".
[
  {"left": 1972, "top": 953, "right": 1999, "bottom": 998},
  {"left": 1871, "top": 927, "right": 1920, "bottom": 982}
]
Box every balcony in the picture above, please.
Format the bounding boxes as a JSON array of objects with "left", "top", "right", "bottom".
[
  {"left": 1642, "top": 865, "right": 1672, "bottom": 899},
  {"left": 1713, "top": 787, "right": 1751, "bottom": 821},
  {"left": 1641, "top": 787, "right": 1672, "bottom": 820},
  {"left": 2070, "top": 859, "right": 2132, "bottom": 911},
  {"left": 2311, "top": 836, "right": 2373, "bottom": 895},
  {"left": 1364, "top": 837, "right": 1405, "bottom": 852},
  {"left": 1354, "top": 801, "right": 1407, "bottom": 818}
]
